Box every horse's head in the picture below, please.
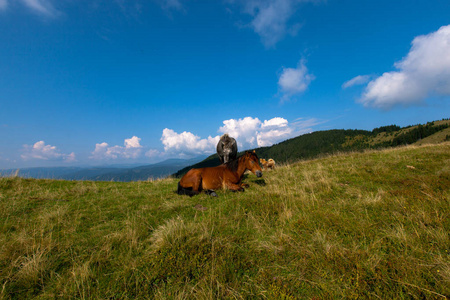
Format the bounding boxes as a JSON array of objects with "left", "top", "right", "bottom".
[{"left": 243, "top": 151, "right": 262, "bottom": 177}]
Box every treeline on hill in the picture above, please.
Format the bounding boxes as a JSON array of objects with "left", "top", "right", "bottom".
[
  {"left": 174, "top": 120, "right": 449, "bottom": 177},
  {"left": 255, "top": 129, "right": 370, "bottom": 163},
  {"left": 390, "top": 122, "right": 449, "bottom": 146}
]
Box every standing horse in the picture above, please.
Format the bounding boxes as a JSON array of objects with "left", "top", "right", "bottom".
[
  {"left": 217, "top": 133, "right": 238, "bottom": 164},
  {"left": 178, "top": 151, "right": 262, "bottom": 197}
]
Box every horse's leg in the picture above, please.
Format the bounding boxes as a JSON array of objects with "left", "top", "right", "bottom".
[
  {"left": 199, "top": 169, "right": 223, "bottom": 196},
  {"left": 204, "top": 189, "right": 218, "bottom": 197},
  {"left": 224, "top": 180, "right": 245, "bottom": 192},
  {"left": 191, "top": 175, "right": 203, "bottom": 193},
  {"left": 178, "top": 182, "right": 201, "bottom": 196},
  {"left": 178, "top": 170, "right": 203, "bottom": 196}
]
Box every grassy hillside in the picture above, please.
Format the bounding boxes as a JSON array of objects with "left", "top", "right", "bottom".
[
  {"left": 353, "top": 119, "right": 450, "bottom": 148},
  {"left": 1, "top": 143, "right": 449, "bottom": 299}
]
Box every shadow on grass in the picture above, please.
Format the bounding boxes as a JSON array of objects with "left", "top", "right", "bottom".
[{"left": 252, "top": 179, "right": 266, "bottom": 186}]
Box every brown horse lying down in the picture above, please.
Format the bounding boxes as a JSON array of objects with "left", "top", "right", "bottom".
[{"left": 177, "top": 151, "right": 263, "bottom": 197}]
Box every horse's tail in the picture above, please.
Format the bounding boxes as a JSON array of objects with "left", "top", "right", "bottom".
[{"left": 177, "top": 181, "right": 200, "bottom": 197}]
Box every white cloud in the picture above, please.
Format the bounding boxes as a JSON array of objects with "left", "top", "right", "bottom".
[
  {"left": 359, "top": 25, "right": 450, "bottom": 110},
  {"left": 161, "top": 117, "right": 309, "bottom": 157},
  {"left": 90, "top": 142, "right": 110, "bottom": 159},
  {"left": 261, "top": 116, "right": 288, "bottom": 129},
  {"left": 124, "top": 136, "right": 142, "bottom": 148},
  {"left": 90, "top": 136, "right": 143, "bottom": 160},
  {"left": 342, "top": 75, "right": 371, "bottom": 89},
  {"left": 218, "top": 116, "right": 320, "bottom": 149},
  {"left": 257, "top": 127, "right": 292, "bottom": 146},
  {"left": 21, "top": 141, "right": 75, "bottom": 162},
  {"left": 278, "top": 59, "right": 314, "bottom": 101},
  {"left": 219, "top": 117, "right": 262, "bottom": 148},
  {"left": 257, "top": 117, "right": 291, "bottom": 146},
  {"left": 161, "top": 129, "right": 220, "bottom": 156},
  {"left": 123, "top": 136, "right": 143, "bottom": 158}
]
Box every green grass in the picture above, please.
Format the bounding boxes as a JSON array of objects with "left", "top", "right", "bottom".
[{"left": 1, "top": 143, "right": 449, "bottom": 299}]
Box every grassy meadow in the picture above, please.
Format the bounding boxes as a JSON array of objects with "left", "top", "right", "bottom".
[{"left": 1, "top": 143, "right": 449, "bottom": 299}]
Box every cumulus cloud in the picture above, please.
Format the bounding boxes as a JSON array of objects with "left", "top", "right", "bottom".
[
  {"left": 123, "top": 136, "right": 143, "bottom": 158},
  {"left": 90, "top": 136, "right": 143, "bottom": 160},
  {"left": 161, "top": 129, "right": 220, "bottom": 156},
  {"left": 161, "top": 117, "right": 308, "bottom": 157},
  {"left": 217, "top": 116, "right": 297, "bottom": 148},
  {"left": 161, "top": 117, "right": 320, "bottom": 154},
  {"left": 124, "top": 136, "right": 141, "bottom": 149},
  {"left": 342, "top": 75, "right": 371, "bottom": 89},
  {"left": 219, "top": 117, "right": 262, "bottom": 147},
  {"left": 257, "top": 117, "right": 293, "bottom": 147},
  {"left": 278, "top": 59, "right": 314, "bottom": 101},
  {"left": 359, "top": 25, "right": 450, "bottom": 110},
  {"left": 160, "top": 116, "right": 311, "bottom": 158},
  {"left": 21, "top": 141, "right": 75, "bottom": 162}
]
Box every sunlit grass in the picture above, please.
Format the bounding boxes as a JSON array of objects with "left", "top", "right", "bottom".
[{"left": 1, "top": 143, "right": 449, "bottom": 299}]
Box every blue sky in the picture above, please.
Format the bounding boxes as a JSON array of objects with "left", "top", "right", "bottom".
[{"left": 1, "top": 0, "right": 449, "bottom": 168}]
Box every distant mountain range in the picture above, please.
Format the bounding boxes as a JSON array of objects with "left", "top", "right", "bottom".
[
  {"left": 3, "top": 119, "right": 449, "bottom": 182},
  {"left": 0, "top": 157, "right": 205, "bottom": 182}
]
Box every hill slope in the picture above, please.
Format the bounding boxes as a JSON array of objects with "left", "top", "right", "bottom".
[{"left": 1, "top": 143, "right": 449, "bottom": 298}]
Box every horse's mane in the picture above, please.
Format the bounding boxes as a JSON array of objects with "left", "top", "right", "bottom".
[
  {"left": 225, "top": 151, "right": 258, "bottom": 173},
  {"left": 225, "top": 156, "right": 239, "bottom": 172}
]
